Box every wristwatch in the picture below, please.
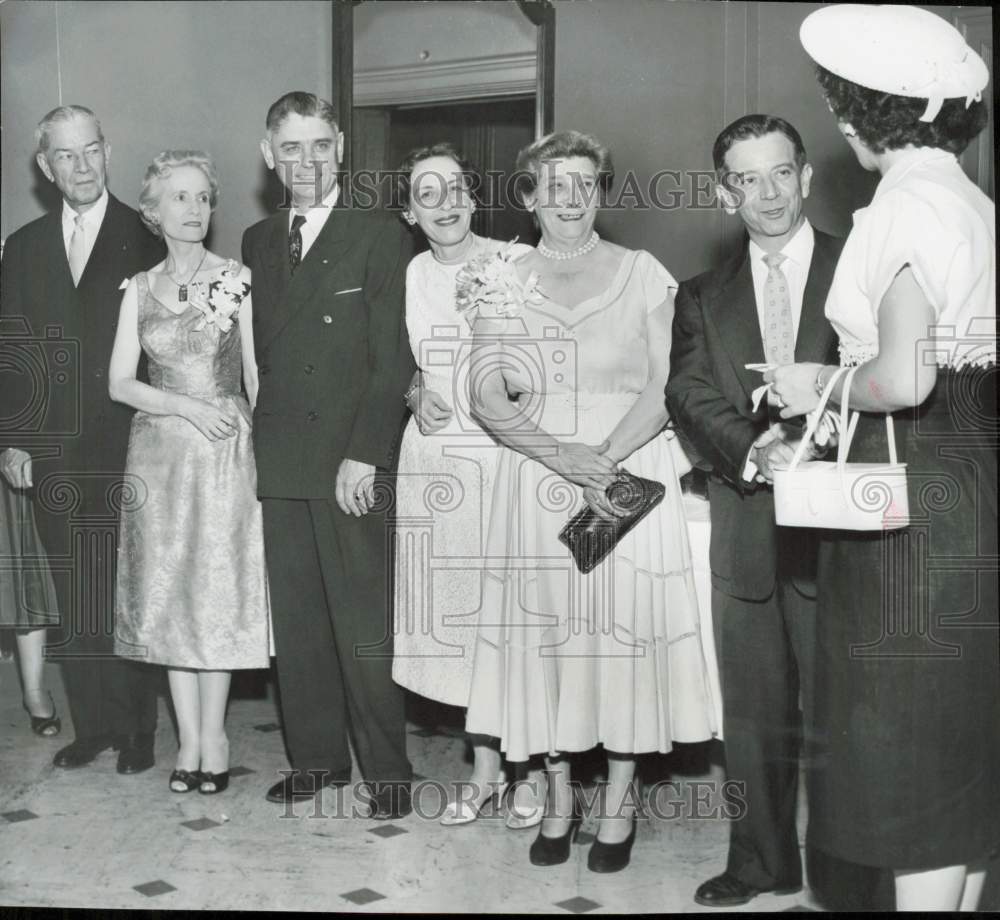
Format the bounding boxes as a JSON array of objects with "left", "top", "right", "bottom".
[{"left": 404, "top": 379, "right": 420, "bottom": 406}]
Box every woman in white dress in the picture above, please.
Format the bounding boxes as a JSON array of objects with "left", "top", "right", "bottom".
[
  {"left": 465, "top": 131, "right": 717, "bottom": 872},
  {"left": 391, "top": 144, "right": 542, "bottom": 826}
]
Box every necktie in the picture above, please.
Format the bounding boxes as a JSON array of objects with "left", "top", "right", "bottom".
[
  {"left": 762, "top": 252, "right": 794, "bottom": 366},
  {"left": 289, "top": 214, "right": 307, "bottom": 272},
  {"left": 68, "top": 214, "right": 87, "bottom": 286}
]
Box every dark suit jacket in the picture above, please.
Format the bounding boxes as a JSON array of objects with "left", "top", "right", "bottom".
[
  {"left": 0, "top": 194, "right": 164, "bottom": 532},
  {"left": 665, "top": 228, "right": 843, "bottom": 600},
  {"left": 242, "top": 204, "right": 415, "bottom": 499}
]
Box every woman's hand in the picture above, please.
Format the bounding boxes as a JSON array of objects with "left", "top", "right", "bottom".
[
  {"left": 763, "top": 362, "right": 824, "bottom": 418},
  {"left": 411, "top": 386, "right": 453, "bottom": 435},
  {"left": 547, "top": 439, "right": 618, "bottom": 490},
  {"left": 183, "top": 397, "right": 239, "bottom": 441},
  {"left": 582, "top": 484, "right": 629, "bottom": 521}
]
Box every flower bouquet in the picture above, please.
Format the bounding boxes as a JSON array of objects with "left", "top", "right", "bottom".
[{"left": 454, "top": 239, "right": 543, "bottom": 326}]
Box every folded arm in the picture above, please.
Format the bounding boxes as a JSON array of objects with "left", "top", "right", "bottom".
[
  {"left": 108, "top": 279, "right": 238, "bottom": 441},
  {"left": 468, "top": 317, "right": 616, "bottom": 491}
]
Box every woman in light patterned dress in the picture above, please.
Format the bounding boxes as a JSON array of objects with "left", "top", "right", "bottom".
[
  {"left": 110, "top": 151, "right": 269, "bottom": 796},
  {"left": 392, "top": 144, "right": 545, "bottom": 827}
]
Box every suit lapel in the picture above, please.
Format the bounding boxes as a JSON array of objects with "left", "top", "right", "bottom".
[
  {"left": 77, "top": 195, "right": 124, "bottom": 294},
  {"left": 708, "top": 248, "right": 766, "bottom": 402},
  {"left": 794, "top": 231, "right": 839, "bottom": 363},
  {"left": 260, "top": 212, "right": 292, "bottom": 312},
  {"left": 257, "top": 207, "right": 355, "bottom": 351}
]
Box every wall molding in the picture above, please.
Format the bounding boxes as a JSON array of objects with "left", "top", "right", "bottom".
[{"left": 354, "top": 51, "right": 537, "bottom": 107}]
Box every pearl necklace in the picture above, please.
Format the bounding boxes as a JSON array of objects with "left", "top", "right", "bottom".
[{"left": 537, "top": 231, "right": 599, "bottom": 261}]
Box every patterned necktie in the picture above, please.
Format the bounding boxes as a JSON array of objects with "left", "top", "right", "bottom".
[
  {"left": 68, "top": 214, "right": 87, "bottom": 286},
  {"left": 288, "top": 214, "right": 307, "bottom": 272},
  {"left": 762, "top": 252, "right": 794, "bottom": 366}
]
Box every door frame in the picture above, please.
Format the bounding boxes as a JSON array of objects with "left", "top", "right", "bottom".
[{"left": 335, "top": 0, "right": 555, "bottom": 186}]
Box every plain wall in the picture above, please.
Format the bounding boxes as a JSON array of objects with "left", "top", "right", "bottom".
[{"left": 1, "top": 0, "right": 332, "bottom": 259}]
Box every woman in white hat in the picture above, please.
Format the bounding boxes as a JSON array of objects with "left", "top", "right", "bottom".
[{"left": 765, "top": 5, "right": 997, "bottom": 911}]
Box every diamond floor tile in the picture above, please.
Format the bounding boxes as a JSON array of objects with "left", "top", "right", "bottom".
[
  {"left": 367, "top": 823, "right": 409, "bottom": 838},
  {"left": 133, "top": 880, "right": 177, "bottom": 897},
  {"left": 554, "top": 896, "right": 602, "bottom": 913},
  {"left": 2, "top": 809, "right": 39, "bottom": 823},
  {"left": 181, "top": 818, "right": 222, "bottom": 831},
  {"left": 341, "top": 888, "right": 387, "bottom": 905}
]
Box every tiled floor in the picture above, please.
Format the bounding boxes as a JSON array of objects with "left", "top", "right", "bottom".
[{"left": 2, "top": 658, "right": 997, "bottom": 913}]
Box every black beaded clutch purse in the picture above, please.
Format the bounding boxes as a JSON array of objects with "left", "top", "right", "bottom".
[{"left": 557, "top": 470, "right": 666, "bottom": 574}]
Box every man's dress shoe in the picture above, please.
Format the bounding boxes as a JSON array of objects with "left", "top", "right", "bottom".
[
  {"left": 694, "top": 872, "right": 801, "bottom": 907},
  {"left": 265, "top": 771, "right": 350, "bottom": 805},
  {"left": 364, "top": 781, "right": 412, "bottom": 820},
  {"left": 52, "top": 735, "right": 117, "bottom": 769},
  {"left": 116, "top": 733, "right": 155, "bottom": 774}
]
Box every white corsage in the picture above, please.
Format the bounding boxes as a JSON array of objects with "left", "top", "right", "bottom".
[
  {"left": 189, "top": 260, "right": 250, "bottom": 333},
  {"left": 455, "top": 239, "right": 543, "bottom": 326}
]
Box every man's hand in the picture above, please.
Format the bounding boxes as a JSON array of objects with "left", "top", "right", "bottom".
[
  {"left": 1, "top": 448, "right": 33, "bottom": 489},
  {"left": 336, "top": 458, "right": 377, "bottom": 517},
  {"left": 751, "top": 437, "right": 798, "bottom": 484},
  {"left": 409, "top": 386, "right": 453, "bottom": 435}
]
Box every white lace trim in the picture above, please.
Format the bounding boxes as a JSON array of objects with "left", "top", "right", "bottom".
[
  {"left": 838, "top": 342, "right": 879, "bottom": 367},
  {"left": 839, "top": 341, "right": 998, "bottom": 370}
]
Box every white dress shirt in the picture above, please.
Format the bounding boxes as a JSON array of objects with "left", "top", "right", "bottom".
[
  {"left": 743, "top": 219, "right": 816, "bottom": 483},
  {"left": 61, "top": 188, "right": 109, "bottom": 273},
  {"left": 290, "top": 183, "right": 340, "bottom": 260}
]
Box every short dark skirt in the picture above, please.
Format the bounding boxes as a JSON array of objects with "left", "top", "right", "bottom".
[
  {"left": 0, "top": 478, "right": 59, "bottom": 632},
  {"left": 807, "top": 367, "right": 999, "bottom": 869}
]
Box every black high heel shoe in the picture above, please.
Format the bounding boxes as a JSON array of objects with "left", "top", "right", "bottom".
[
  {"left": 24, "top": 691, "right": 61, "bottom": 737},
  {"left": 587, "top": 813, "right": 638, "bottom": 873},
  {"left": 199, "top": 771, "right": 230, "bottom": 795},
  {"left": 529, "top": 806, "right": 581, "bottom": 867},
  {"left": 169, "top": 769, "right": 204, "bottom": 793}
]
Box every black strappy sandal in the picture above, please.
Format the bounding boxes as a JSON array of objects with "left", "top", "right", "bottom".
[{"left": 25, "top": 691, "right": 61, "bottom": 737}]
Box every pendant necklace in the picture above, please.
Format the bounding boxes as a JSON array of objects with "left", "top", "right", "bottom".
[{"left": 167, "top": 249, "right": 208, "bottom": 302}]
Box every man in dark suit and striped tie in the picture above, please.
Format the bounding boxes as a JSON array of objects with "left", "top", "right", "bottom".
[{"left": 242, "top": 92, "right": 415, "bottom": 818}]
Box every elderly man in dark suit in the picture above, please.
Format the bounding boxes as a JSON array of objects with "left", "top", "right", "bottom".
[
  {"left": 667, "top": 114, "right": 892, "bottom": 910},
  {"left": 0, "top": 105, "right": 164, "bottom": 773},
  {"left": 242, "top": 91, "right": 415, "bottom": 818}
]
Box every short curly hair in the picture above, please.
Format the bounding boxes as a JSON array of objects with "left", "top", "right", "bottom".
[
  {"left": 395, "top": 142, "right": 479, "bottom": 211},
  {"left": 815, "top": 65, "right": 988, "bottom": 156},
  {"left": 139, "top": 150, "right": 220, "bottom": 237},
  {"left": 514, "top": 130, "right": 614, "bottom": 205}
]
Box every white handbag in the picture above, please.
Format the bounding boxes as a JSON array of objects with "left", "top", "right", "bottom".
[{"left": 773, "top": 365, "right": 909, "bottom": 531}]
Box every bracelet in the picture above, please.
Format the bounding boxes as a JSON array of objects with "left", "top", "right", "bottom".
[
  {"left": 813, "top": 366, "right": 829, "bottom": 398},
  {"left": 403, "top": 380, "right": 420, "bottom": 406}
]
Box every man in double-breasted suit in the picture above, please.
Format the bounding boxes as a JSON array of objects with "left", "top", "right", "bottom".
[
  {"left": 1, "top": 105, "right": 163, "bottom": 772},
  {"left": 666, "top": 114, "right": 895, "bottom": 909},
  {"left": 243, "top": 92, "right": 415, "bottom": 817}
]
